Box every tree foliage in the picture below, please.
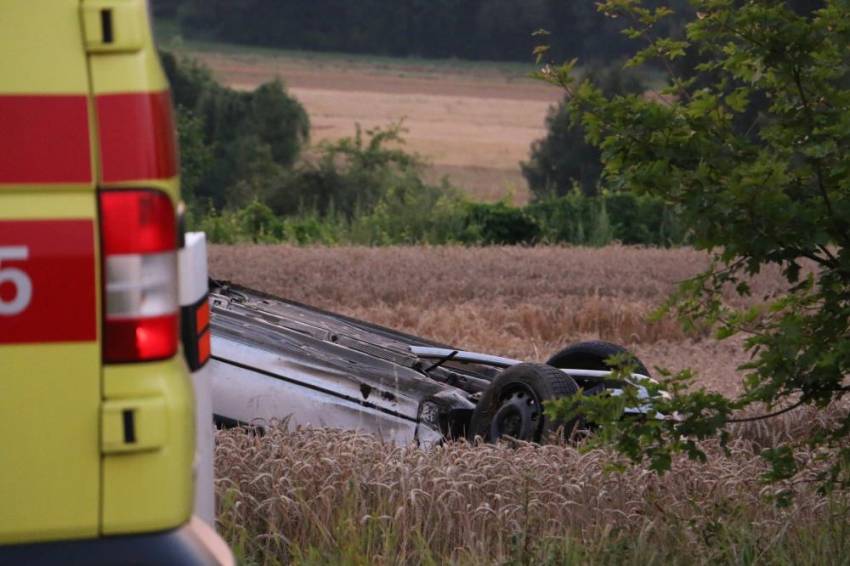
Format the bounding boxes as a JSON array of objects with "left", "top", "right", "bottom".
[
  {"left": 523, "top": 67, "right": 646, "bottom": 198},
  {"left": 190, "top": 120, "right": 685, "bottom": 247},
  {"left": 543, "top": 0, "right": 850, "bottom": 493},
  {"left": 266, "top": 123, "right": 432, "bottom": 220},
  {"left": 160, "top": 50, "right": 309, "bottom": 208},
  {"left": 163, "top": 49, "right": 685, "bottom": 247},
  {"left": 155, "top": 0, "right": 691, "bottom": 63}
]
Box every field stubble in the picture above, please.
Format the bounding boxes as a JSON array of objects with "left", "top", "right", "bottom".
[{"left": 210, "top": 245, "right": 846, "bottom": 564}]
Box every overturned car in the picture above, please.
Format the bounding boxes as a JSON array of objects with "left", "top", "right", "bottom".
[{"left": 208, "top": 281, "right": 664, "bottom": 445}]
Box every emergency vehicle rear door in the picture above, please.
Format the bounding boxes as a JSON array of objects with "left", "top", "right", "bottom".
[{"left": 0, "top": 0, "right": 102, "bottom": 544}]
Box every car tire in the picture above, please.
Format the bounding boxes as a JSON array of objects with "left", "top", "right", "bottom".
[
  {"left": 546, "top": 340, "right": 650, "bottom": 377},
  {"left": 468, "top": 363, "right": 580, "bottom": 443}
]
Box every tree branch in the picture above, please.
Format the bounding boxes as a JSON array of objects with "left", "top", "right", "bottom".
[
  {"left": 792, "top": 66, "right": 850, "bottom": 247},
  {"left": 727, "top": 400, "right": 805, "bottom": 423}
]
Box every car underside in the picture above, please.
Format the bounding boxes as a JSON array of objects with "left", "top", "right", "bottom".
[{"left": 208, "top": 281, "right": 663, "bottom": 445}]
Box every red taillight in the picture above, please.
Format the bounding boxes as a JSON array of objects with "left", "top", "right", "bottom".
[
  {"left": 103, "top": 315, "right": 178, "bottom": 362},
  {"left": 100, "top": 190, "right": 178, "bottom": 363},
  {"left": 100, "top": 190, "right": 177, "bottom": 254}
]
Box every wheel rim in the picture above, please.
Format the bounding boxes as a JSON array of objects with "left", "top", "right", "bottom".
[{"left": 489, "top": 385, "right": 542, "bottom": 441}]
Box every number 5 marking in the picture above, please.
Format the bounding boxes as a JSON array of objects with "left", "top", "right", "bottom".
[{"left": 0, "top": 246, "right": 33, "bottom": 316}]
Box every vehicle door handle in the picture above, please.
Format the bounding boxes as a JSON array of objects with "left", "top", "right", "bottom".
[
  {"left": 81, "top": 0, "right": 145, "bottom": 53},
  {"left": 101, "top": 397, "right": 166, "bottom": 454}
]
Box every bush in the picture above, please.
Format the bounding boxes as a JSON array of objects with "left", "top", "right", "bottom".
[
  {"left": 345, "top": 183, "right": 467, "bottom": 245},
  {"left": 527, "top": 191, "right": 687, "bottom": 247},
  {"left": 461, "top": 201, "right": 540, "bottom": 245},
  {"left": 164, "top": 50, "right": 687, "bottom": 249},
  {"left": 522, "top": 66, "right": 646, "bottom": 199},
  {"left": 194, "top": 209, "right": 243, "bottom": 244},
  {"left": 188, "top": 120, "right": 690, "bottom": 248},
  {"left": 267, "top": 123, "right": 425, "bottom": 220},
  {"left": 160, "top": 50, "right": 309, "bottom": 209},
  {"left": 198, "top": 190, "right": 688, "bottom": 247}
]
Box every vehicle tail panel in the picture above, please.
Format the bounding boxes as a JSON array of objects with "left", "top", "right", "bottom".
[{"left": 0, "top": 0, "right": 101, "bottom": 543}]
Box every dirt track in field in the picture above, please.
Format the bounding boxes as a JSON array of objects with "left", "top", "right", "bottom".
[{"left": 189, "top": 49, "right": 562, "bottom": 204}]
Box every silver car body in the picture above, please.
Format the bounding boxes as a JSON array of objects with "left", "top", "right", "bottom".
[{"left": 209, "top": 283, "right": 665, "bottom": 444}]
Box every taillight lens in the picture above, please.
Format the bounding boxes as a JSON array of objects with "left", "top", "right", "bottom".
[{"left": 100, "top": 190, "right": 178, "bottom": 363}]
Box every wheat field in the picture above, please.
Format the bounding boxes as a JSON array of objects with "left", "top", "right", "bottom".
[
  {"left": 208, "top": 245, "right": 847, "bottom": 564},
  {"left": 209, "top": 245, "right": 789, "bottom": 395}
]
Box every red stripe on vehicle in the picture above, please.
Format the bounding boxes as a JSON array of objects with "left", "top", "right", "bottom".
[
  {"left": 0, "top": 220, "right": 96, "bottom": 343},
  {"left": 96, "top": 91, "right": 178, "bottom": 183},
  {"left": 0, "top": 95, "right": 91, "bottom": 184}
]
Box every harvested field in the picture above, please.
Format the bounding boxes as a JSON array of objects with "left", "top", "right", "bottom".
[
  {"left": 176, "top": 44, "right": 561, "bottom": 204},
  {"left": 209, "top": 244, "right": 846, "bottom": 564}
]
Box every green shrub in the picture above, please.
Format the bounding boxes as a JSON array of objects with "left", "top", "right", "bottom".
[
  {"left": 461, "top": 201, "right": 541, "bottom": 245},
  {"left": 187, "top": 118, "right": 688, "bottom": 247},
  {"left": 238, "top": 200, "right": 282, "bottom": 243},
  {"left": 528, "top": 191, "right": 688, "bottom": 247},
  {"left": 281, "top": 213, "right": 342, "bottom": 245},
  {"left": 522, "top": 67, "right": 646, "bottom": 199},
  {"left": 199, "top": 190, "right": 690, "bottom": 247},
  {"left": 195, "top": 208, "right": 244, "bottom": 244},
  {"left": 267, "top": 123, "right": 427, "bottom": 221},
  {"left": 161, "top": 50, "right": 309, "bottom": 209}
]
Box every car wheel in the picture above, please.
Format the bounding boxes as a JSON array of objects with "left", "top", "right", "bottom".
[
  {"left": 546, "top": 340, "right": 650, "bottom": 377},
  {"left": 468, "top": 363, "right": 580, "bottom": 443}
]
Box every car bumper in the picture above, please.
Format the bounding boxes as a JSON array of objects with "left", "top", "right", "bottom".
[{"left": 0, "top": 517, "right": 233, "bottom": 566}]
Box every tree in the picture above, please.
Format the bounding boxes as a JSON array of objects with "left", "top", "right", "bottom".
[
  {"left": 160, "top": 50, "right": 309, "bottom": 209},
  {"left": 249, "top": 80, "right": 310, "bottom": 168},
  {"left": 542, "top": 1, "right": 850, "bottom": 493},
  {"left": 168, "top": 0, "right": 688, "bottom": 62},
  {"left": 267, "top": 123, "right": 427, "bottom": 219},
  {"left": 174, "top": 109, "right": 212, "bottom": 204},
  {"left": 522, "top": 66, "right": 645, "bottom": 198}
]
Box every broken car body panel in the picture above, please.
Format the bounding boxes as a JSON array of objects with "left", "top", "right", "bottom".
[{"left": 209, "top": 282, "right": 665, "bottom": 443}]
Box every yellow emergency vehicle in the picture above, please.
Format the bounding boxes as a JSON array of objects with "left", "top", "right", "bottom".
[{"left": 0, "top": 1, "right": 231, "bottom": 562}]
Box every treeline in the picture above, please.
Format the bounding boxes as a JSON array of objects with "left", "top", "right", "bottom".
[
  {"left": 161, "top": 50, "right": 687, "bottom": 247},
  {"left": 197, "top": 191, "right": 687, "bottom": 247},
  {"left": 188, "top": 120, "right": 685, "bottom": 247},
  {"left": 160, "top": 51, "right": 309, "bottom": 209},
  {"left": 522, "top": 66, "right": 646, "bottom": 199},
  {"left": 153, "top": 0, "right": 691, "bottom": 63}
]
